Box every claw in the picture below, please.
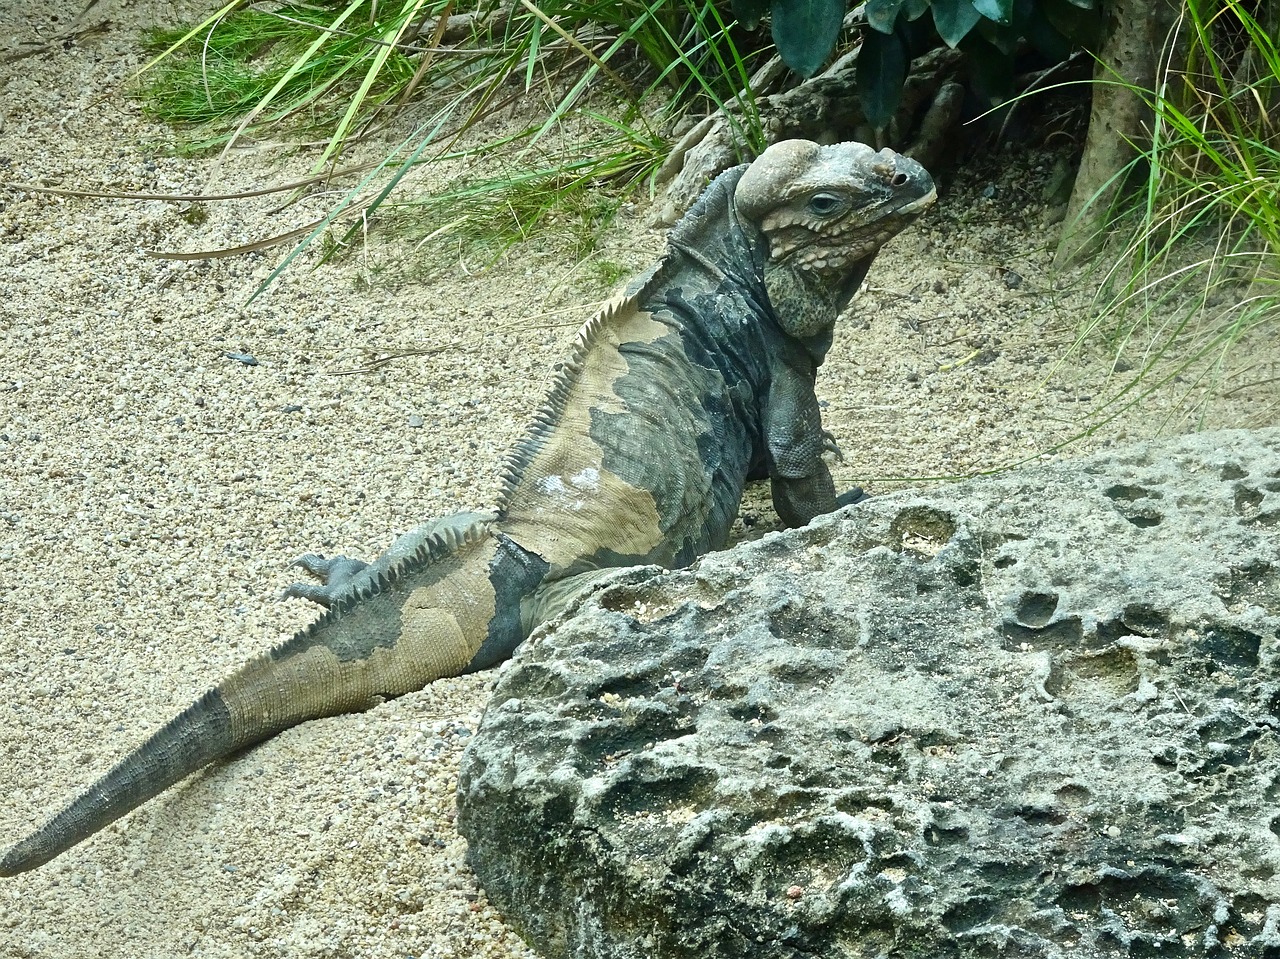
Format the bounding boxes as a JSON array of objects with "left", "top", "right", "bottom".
[
  {"left": 836, "top": 487, "right": 868, "bottom": 508},
  {"left": 282, "top": 581, "right": 340, "bottom": 607},
  {"left": 821, "top": 430, "right": 845, "bottom": 464},
  {"left": 283, "top": 553, "right": 370, "bottom": 607},
  {"left": 290, "top": 553, "right": 336, "bottom": 578}
]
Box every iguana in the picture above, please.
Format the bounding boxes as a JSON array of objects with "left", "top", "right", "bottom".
[{"left": 0, "top": 139, "right": 935, "bottom": 877}]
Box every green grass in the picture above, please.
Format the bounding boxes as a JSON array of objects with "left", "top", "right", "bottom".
[
  {"left": 360, "top": 126, "right": 667, "bottom": 279},
  {"left": 1072, "top": 0, "right": 1279, "bottom": 427},
  {"left": 137, "top": 0, "right": 767, "bottom": 289},
  {"left": 141, "top": 0, "right": 470, "bottom": 161},
  {"left": 591, "top": 257, "right": 632, "bottom": 288}
]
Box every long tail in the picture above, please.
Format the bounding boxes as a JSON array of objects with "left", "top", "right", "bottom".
[{"left": 1, "top": 517, "right": 542, "bottom": 876}]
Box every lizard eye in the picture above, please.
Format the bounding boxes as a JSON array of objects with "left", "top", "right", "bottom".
[{"left": 806, "top": 192, "right": 846, "bottom": 216}]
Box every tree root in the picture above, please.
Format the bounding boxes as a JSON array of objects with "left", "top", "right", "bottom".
[{"left": 651, "top": 46, "right": 966, "bottom": 224}]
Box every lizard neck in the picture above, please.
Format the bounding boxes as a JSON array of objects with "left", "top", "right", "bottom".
[{"left": 761, "top": 249, "right": 878, "bottom": 340}]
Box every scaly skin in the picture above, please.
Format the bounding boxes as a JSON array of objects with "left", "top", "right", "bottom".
[{"left": 0, "top": 139, "right": 935, "bottom": 877}]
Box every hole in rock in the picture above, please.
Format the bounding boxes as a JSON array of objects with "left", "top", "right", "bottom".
[
  {"left": 950, "top": 561, "right": 981, "bottom": 588},
  {"left": 941, "top": 896, "right": 998, "bottom": 932},
  {"left": 767, "top": 602, "right": 841, "bottom": 648},
  {"left": 889, "top": 506, "right": 957, "bottom": 557},
  {"left": 1043, "top": 647, "right": 1141, "bottom": 699},
  {"left": 1002, "top": 617, "right": 1084, "bottom": 651},
  {"left": 600, "top": 762, "right": 720, "bottom": 819},
  {"left": 1015, "top": 590, "right": 1059, "bottom": 628},
  {"left": 729, "top": 702, "right": 778, "bottom": 724},
  {"left": 1121, "top": 511, "right": 1163, "bottom": 528},
  {"left": 1105, "top": 484, "right": 1162, "bottom": 502},
  {"left": 1055, "top": 783, "right": 1092, "bottom": 807},
  {"left": 1235, "top": 486, "right": 1264, "bottom": 515},
  {"left": 925, "top": 823, "right": 969, "bottom": 847},
  {"left": 1202, "top": 623, "right": 1262, "bottom": 671},
  {"left": 1122, "top": 603, "right": 1169, "bottom": 638}
]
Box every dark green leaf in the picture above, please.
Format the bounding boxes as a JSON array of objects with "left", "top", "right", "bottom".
[
  {"left": 971, "top": 0, "right": 1013, "bottom": 24},
  {"left": 1040, "top": 0, "right": 1102, "bottom": 48},
  {"left": 1063, "top": 0, "right": 1095, "bottom": 9},
  {"left": 1024, "top": 2, "right": 1073, "bottom": 60},
  {"left": 857, "top": 26, "right": 906, "bottom": 130},
  {"left": 772, "top": 0, "right": 845, "bottom": 78},
  {"left": 865, "top": 0, "right": 904, "bottom": 33},
  {"left": 931, "top": 0, "right": 982, "bottom": 47},
  {"left": 903, "top": 0, "right": 931, "bottom": 19},
  {"left": 976, "top": 15, "right": 1018, "bottom": 54},
  {"left": 731, "top": 0, "right": 772, "bottom": 30},
  {"left": 962, "top": 33, "right": 1014, "bottom": 106}
]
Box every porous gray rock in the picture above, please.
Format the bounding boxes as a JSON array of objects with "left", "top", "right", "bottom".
[{"left": 457, "top": 428, "right": 1280, "bottom": 958}]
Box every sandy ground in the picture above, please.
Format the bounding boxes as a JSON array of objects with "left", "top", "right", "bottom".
[{"left": 1, "top": 3, "right": 1277, "bottom": 958}]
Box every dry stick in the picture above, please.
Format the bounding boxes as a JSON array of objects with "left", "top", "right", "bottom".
[
  {"left": 409, "top": 7, "right": 512, "bottom": 46},
  {"left": 395, "top": 1, "right": 455, "bottom": 110},
  {"left": 10, "top": 79, "right": 479, "bottom": 249},
  {"left": 334, "top": 0, "right": 460, "bottom": 156},
  {"left": 6, "top": 170, "right": 368, "bottom": 203},
  {"left": 264, "top": 8, "right": 522, "bottom": 55},
  {"left": 994, "top": 53, "right": 1090, "bottom": 144},
  {"left": 332, "top": 346, "right": 452, "bottom": 376},
  {"left": 938, "top": 349, "right": 985, "bottom": 373},
  {"left": 1222, "top": 375, "right": 1280, "bottom": 398},
  {"left": 147, "top": 219, "right": 328, "bottom": 259},
  {"left": 497, "top": 301, "right": 603, "bottom": 331},
  {"left": 515, "top": 0, "right": 635, "bottom": 101},
  {"left": 0, "top": 20, "right": 111, "bottom": 63}
]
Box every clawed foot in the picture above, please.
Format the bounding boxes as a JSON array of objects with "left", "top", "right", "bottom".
[
  {"left": 822, "top": 433, "right": 866, "bottom": 507},
  {"left": 821, "top": 430, "right": 845, "bottom": 463},
  {"left": 283, "top": 553, "right": 370, "bottom": 607},
  {"left": 836, "top": 487, "right": 869, "bottom": 508}
]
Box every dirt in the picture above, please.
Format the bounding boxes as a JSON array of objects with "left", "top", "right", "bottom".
[{"left": 0, "top": 3, "right": 1275, "bottom": 958}]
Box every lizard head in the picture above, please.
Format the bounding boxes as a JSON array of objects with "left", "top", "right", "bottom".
[{"left": 735, "top": 139, "right": 936, "bottom": 338}]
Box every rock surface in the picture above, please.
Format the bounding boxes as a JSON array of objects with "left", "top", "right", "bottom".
[{"left": 457, "top": 428, "right": 1280, "bottom": 958}]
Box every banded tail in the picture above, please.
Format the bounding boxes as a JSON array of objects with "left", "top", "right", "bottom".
[{"left": 0, "top": 515, "right": 540, "bottom": 876}]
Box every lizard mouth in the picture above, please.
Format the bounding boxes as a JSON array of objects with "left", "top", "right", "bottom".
[{"left": 898, "top": 186, "right": 938, "bottom": 216}]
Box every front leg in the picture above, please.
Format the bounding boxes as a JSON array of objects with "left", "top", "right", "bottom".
[{"left": 764, "top": 365, "right": 863, "bottom": 527}]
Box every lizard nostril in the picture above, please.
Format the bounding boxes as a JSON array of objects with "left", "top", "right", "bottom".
[{"left": 892, "top": 172, "right": 910, "bottom": 186}]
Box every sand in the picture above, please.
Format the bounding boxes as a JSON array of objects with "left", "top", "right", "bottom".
[{"left": 1, "top": 2, "right": 1276, "bottom": 957}]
